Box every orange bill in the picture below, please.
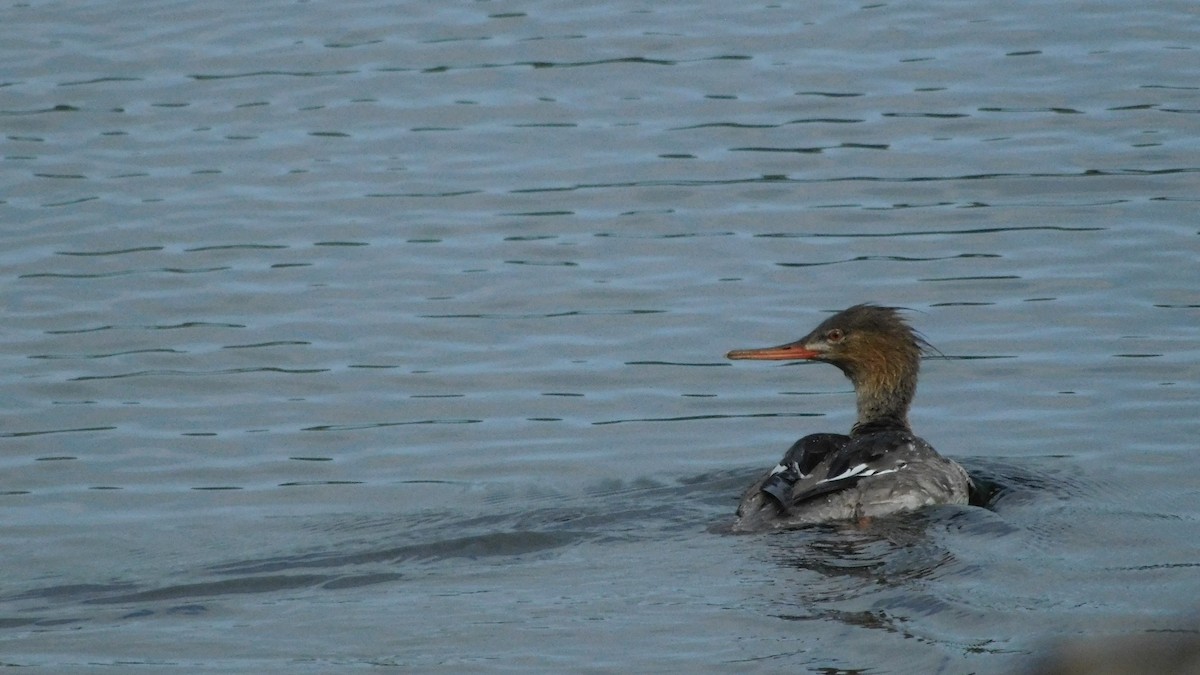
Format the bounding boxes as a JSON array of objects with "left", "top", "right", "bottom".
[{"left": 726, "top": 342, "right": 820, "bottom": 360}]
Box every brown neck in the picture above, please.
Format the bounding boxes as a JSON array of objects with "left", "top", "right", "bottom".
[
  {"left": 849, "top": 375, "right": 913, "bottom": 435},
  {"left": 838, "top": 342, "right": 919, "bottom": 436}
]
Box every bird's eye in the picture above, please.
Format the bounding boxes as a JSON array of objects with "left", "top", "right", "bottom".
[{"left": 826, "top": 328, "right": 845, "bottom": 343}]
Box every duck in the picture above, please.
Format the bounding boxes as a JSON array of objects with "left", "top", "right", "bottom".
[{"left": 726, "top": 303, "right": 971, "bottom": 532}]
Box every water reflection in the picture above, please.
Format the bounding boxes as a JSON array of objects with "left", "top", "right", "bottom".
[{"left": 4, "top": 0, "right": 1199, "bottom": 668}]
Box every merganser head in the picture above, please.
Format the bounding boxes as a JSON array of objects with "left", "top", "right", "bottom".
[{"left": 726, "top": 303, "right": 929, "bottom": 432}]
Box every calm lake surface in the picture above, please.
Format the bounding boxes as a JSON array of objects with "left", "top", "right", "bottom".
[{"left": 3, "top": 0, "right": 1198, "bottom": 672}]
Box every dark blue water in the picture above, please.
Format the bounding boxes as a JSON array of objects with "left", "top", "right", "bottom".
[{"left": 3, "top": 0, "right": 1198, "bottom": 671}]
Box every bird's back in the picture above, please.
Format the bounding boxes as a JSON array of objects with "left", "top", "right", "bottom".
[{"left": 732, "top": 431, "right": 970, "bottom": 532}]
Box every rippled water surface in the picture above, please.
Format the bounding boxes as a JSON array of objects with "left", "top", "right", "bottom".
[{"left": 3, "top": 0, "right": 1198, "bottom": 672}]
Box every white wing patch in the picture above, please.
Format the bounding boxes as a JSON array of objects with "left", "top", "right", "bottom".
[
  {"left": 817, "top": 460, "right": 908, "bottom": 485},
  {"left": 769, "top": 461, "right": 810, "bottom": 480}
]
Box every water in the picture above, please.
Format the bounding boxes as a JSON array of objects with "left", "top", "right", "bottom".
[{"left": 3, "top": 0, "right": 1198, "bottom": 671}]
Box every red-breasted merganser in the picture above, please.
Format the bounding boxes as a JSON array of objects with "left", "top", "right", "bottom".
[{"left": 726, "top": 304, "right": 971, "bottom": 531}]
